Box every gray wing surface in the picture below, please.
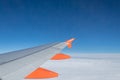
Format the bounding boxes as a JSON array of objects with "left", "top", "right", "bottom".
[{"left": 0, "top": 42, "right": 67, "bottom": 80}]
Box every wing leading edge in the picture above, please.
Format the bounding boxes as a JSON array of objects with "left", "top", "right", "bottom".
[{"left": 0, "top": 38, "right": 75, "bottom": 80}]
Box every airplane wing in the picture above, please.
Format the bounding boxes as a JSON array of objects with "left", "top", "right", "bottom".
[{"left": 0, "top": 38, "right": 75, "bottom": 80}]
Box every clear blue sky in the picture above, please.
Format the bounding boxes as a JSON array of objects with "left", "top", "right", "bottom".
[{"left": 0, "top": 0, "right": 120, "bottom": 54}]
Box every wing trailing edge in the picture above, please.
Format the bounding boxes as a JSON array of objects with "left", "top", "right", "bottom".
[
  {"left": 51, "top": 53, "right": 71, "bottom": 60},
  {"left": 25, "top": 67, "right": 58, "bottom": 79}
]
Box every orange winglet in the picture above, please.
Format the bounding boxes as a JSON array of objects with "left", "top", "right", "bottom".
[
  {"left": 66, "top": 38, "right": 75, "bottom": 48},
  {"left": 25, "top": 68, "right": 58, "bottom": 79},
  {"left": 51, "top": 53, "right": 71, "bottom": 60}
]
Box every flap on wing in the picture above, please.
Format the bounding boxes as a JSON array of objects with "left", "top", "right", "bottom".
[
  {"left": 51, "top": 53, "right": 71, "bottom": 60},
  {"left": 25, "top": 67, "right": 58, "bottom": 79}
]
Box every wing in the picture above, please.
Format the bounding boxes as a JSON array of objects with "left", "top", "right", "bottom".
[{"left": 0, "top": 38, "right": 75, "bottom": 80}]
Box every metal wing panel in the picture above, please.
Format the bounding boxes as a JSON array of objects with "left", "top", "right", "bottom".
[
  {"left": 0, "top": 42, "right": 66, "bottom": 80},
  {"left": 0, "top": 42, "right": 59, "bottom": 65}
]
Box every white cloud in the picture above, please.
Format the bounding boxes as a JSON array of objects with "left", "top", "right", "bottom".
[{"left": 39, "top": 54, "right": 120, "bottom": 80}]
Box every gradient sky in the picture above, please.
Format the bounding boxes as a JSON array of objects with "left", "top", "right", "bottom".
[{"left": 0, "top": 0, "right": 120, "bottom": 54}]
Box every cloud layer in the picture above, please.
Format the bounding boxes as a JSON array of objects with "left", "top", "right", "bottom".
[{"left": 39, "top": 54, "right": 120, "bottom": 80}]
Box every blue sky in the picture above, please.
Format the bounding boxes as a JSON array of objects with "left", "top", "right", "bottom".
[{"left": 0, "top": 0, "right": 120, "bottom": 53}]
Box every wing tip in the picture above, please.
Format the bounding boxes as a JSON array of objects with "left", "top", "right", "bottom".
[{"left": 66, "top": 38, "right": 75, "bottom": 48}]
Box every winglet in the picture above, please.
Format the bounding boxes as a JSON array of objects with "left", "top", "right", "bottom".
[{"left": 66, "top": 38, "right": 75, "bottom": 48}]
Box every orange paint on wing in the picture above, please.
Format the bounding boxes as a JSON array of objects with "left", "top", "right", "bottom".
[
  {"left": 66, "top": 38, "right": 75, "bottom": 48},
  {"left": 51, "top": 53, "right": 71, "bottom": 60},
  {"left": 25, "top": 68, "right": 58, "bottom": 79}
]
